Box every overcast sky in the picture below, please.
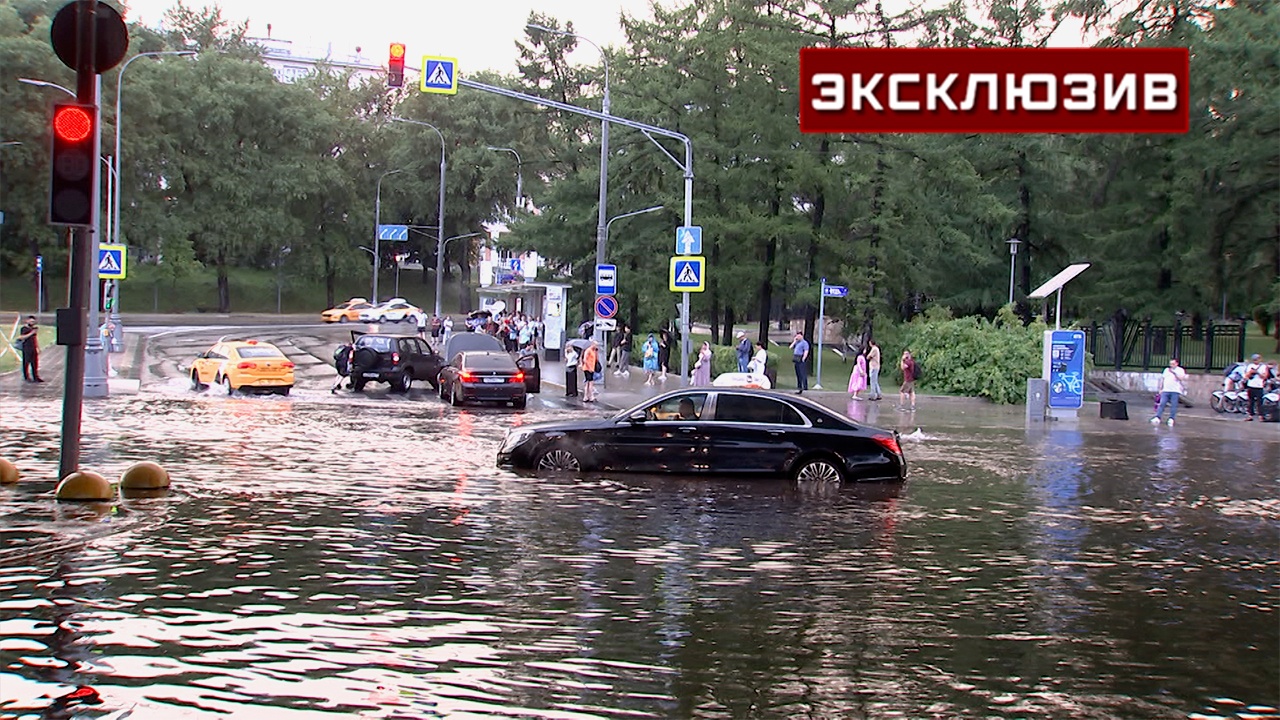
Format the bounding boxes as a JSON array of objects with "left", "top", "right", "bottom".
[{"left": 120, "top": 0, "right": 662, "bottom": 74}]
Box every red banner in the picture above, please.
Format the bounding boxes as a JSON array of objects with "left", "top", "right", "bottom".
[{"left": 799, "top": 48, "right": 1189, "bottom": 134}]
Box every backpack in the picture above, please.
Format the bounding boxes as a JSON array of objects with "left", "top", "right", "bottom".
[
  {"left": 912, "top": 362, "right": 923, "bottom": 381},
  {"left": 333, "top": 344, "right": 352, "bottom": 376}
]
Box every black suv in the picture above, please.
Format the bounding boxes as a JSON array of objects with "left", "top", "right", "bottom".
[{"left": 344, "top": 331, "right": 443, "bottom": 393}]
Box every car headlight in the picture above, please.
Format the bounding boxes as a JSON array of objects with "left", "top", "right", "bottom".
[{"left": 500, "top": 429, "right": 535, "bottom": 454}]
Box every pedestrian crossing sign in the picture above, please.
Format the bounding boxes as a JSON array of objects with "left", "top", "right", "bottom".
[
  {"left": 98, "top": 244, "right": 127, "bottom": 279},
  {"left": 420, "top": 56, "right": 458, "bottom": 95},
  {"left": 669, "top": 255, "right": 705, "bottom": 292}
]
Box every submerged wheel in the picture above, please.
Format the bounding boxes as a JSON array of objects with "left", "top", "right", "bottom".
[
  {"left": 222, "top": 376, "right": 235, "bottom": 396},
  {"left": 397, "top": 369, "right": 413, "bottom": 393},
  {"left": 190, "top": 371, "right": 204, "bottom": 391},
  {"left": 537, "top": 447, "right": 581, "bottom": 472},
  {"left": 450, "top": 383, "right": 464, "bottom": 406},
  {"left": 793, "top": 456, "right": 844, "bottom": 483}
]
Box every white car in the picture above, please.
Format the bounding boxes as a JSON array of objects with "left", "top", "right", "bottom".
[
  {"left": 712, "top": 372, "right": 772, "bottom": 389},
  {"left": 358, "top": 300, "right": 421, "bottom": 324}
]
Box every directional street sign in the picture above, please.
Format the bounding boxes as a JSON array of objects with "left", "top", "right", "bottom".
[
  {"left": 822, "top": 284, "right": 848, "bottom": 298},
  {"left": 675, "top": 226, "right": 702, "bottom": 255},
  {"left": 420, "top": 56, "right": 458, "bottom": 95},
  {"left": 35, "top": 255, "right": 42, "bottom": 273},
  {"left": 595, "top": 318, "right": 617, "bottom": 331},
  {"left": 98, "top": 244, "right": 127, "bottom": 280},
  {"left": 377, "top": 224, "right": 409, "bottom": 241},
  {"left": 595, "top": 295, "right": 618, "bottom": 319},
  {"left": 596, "top": 264, "right": 617, "bottom": 295},
  {"left": 669, "top": 256, "right": 706, "bottom": 292}
]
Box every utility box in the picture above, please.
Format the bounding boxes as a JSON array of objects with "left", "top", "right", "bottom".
[{"left": 1026, "top": 378, "right": 1047, "bottom": 422}]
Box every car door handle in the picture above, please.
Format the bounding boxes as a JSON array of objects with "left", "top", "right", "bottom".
[
  {"left": 679, "top": 426, "right": 697, "bottom": 433},
  {"left": 768, "top": 430, "right": 785, "bottom": 437}
]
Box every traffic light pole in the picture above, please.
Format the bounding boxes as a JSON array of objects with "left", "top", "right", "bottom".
[
  {"left": 84, "top": 73, "right": 108, "bottom": 399},
  {"left": 59, "top": 0, "right": 98, "bottom": 478}
]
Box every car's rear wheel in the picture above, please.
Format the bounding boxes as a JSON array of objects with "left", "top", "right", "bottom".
[
  {"left": 396, "top": 369, "right": 412, "bottom": 393},
  {"left": 537, "top": 446, "right": 581, "bottom": 472},
  {"left": 352, "top": 378, "right": 367, "bottom": 392},
  {"left": 451, "top": 383, "right": 464, "bottom": 406},
  {"left": 277, "top": 387, "right": 291, "bottom": 396},
  {"left": 190, "top": 371, "right": 204, "bottom": 391},
  {"left": 378, "top": 315, "right": 388, "bottom": 323},
  {"left": 793, "top": 456, "right": 844, "bottom": 483},
  {"left": 513, "top": 395, "right": 527, "bottom": 410},
  {"left": 222, "top": 376, "right": 235, "bottom": 396},
  {"left": 338, "top": 316, "right": 348, "bottom": 323}
]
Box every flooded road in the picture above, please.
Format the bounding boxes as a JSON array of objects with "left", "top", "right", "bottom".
[{"left": 1, "top": 326, "right": 1277, "bottom": 719}]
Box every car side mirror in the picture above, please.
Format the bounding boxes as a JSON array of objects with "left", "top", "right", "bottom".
[{"left": 627, "top": 411, "right": 647, "bottom": 424}]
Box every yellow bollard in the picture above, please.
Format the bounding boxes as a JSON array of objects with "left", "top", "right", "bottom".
[
  {"left": 120, "top": 461, "right": 171, "bottom": 490},
  {"left": 55, "top": 470, "right": 115, "bottom": 502},
  {"left": 0, "top": 458, "right": 18, "bottom": 485}
]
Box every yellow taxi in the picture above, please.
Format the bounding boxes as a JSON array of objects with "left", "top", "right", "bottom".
[
  {"left": 190, "top": 340, "right": 295, "bottom": 396},
  {"left": 321, "top": 298, "right": 373, "bottom": 323}
]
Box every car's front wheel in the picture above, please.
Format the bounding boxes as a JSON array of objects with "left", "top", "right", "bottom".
[
  {"left": 396, "top": 369, "right": 413, "bottom": 393},
  {"left": 338, "top": 316, "right": 349, "bottom": 324},
  {"left": 222, "top": 376, "right": 235, "bottom": 396},
  {"left": 190, "top": 371, "right": 204, "bottom": 391},
  {"left": 792, "top": 456, "right": 844, "bottom": 483},
  {"left": 537, "top": 446, "right": 581, "bottom": 472}
]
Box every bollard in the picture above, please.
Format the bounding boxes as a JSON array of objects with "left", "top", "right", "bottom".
[
  {"left": 0, "top": 458, "right": 18, "bottom": 484},
  {"left": 55, "top": 471, "right": 114, "bottom": 502},
  {"left": 120, "top": 461, "right": 170, "bottom": 490}
]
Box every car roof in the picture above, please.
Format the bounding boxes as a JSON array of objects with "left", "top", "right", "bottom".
[
  {"left": 220, "top": 340, "right": 282, "bottom": 350},
  {"left": 350, "top": 330, "right": 429, "bottom": 342},
  {"left": 619, "top": 387, "right": 870, "bottom": 425},
  {"left": 445, "top": 332, "right": 505, "bottom": 357}
]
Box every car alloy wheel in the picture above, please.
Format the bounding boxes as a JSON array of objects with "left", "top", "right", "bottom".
[
  {"left": 399, "top": 370, "right": 413, "bottom": 393},
  {"left": 537, "top": 447, "right": 580, "bottom": 472},
  {"left": 794, "top": 457, "right": 843, "bottom": 483},
  {"left": 223, "top": 376, "right": 235, "bottom": 396}
]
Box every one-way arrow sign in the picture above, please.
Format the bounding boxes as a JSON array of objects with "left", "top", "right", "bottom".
[{"left": 377, "top": 224, "right": 409, "bottom": 241}]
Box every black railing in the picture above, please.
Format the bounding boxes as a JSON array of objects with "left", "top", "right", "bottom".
[{"left": 1083, "top": 319, "right": 1246, "bottom": 373}]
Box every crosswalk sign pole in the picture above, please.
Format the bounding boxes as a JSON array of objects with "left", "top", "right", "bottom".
[{"left": 814, "top": 278, "right": 826, "bottom": 389}]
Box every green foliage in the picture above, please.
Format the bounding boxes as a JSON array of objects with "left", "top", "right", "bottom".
[{"left": 895, "top": 306, "right": 1048, "bottom": 404}]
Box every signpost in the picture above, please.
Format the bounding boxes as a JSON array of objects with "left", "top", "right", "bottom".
[
  {"left": 35, "top": 255, "right": 43, "bottom": 312},
  {"left": 813, "top": 278, "right": 849, "bottom": 389},
  {"left": 376, "top": 224, "right": 409, "bottom": 242},
  {"left": 595, "top": 264, "right": 616, "bottom": 295},
  {"left": 594, "top": 294, "right": 618, "bottom": 320},
  {"left": 97, "top": 244, "right": 126, "bottom": 279},
  {"left": 675, "top": 226, "right": 701, "bottom": 255},
  {"left": 1047, "top": 330, "right": 1085, "bottom": 410}
]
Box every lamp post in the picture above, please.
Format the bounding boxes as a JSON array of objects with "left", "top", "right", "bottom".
[
  {"left": 484, "top": 146, "right": 523, "bottom": 210},
  {"left": 111, "top": 50, "right": 196, "bottom": 350},
  {"left": 373, "top": 168, "right": 404, "bottom": 303},
  {"left": 390, "top": 117, "right": 448, "bottom": 317},
  {"left": 598, "top": 205, "right": 662, "bottom": 388},
  {"left": 528, "top": 23, "right": 610, "bottom": 346},
  {"left": 1006, "top": 238, "right": 1022, "bottom": 305}
]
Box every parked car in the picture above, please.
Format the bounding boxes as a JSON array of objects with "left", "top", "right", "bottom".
[
  {"left": 444, "top": 331, "right": 505, "bottom": 357},
  {"left": 346, "top": 331, "right": 443, "bottom": 392},
  {"left": 321, "top": 298, "right": 372, "bottom": 323},
  {"left": 358, "top": 299, "right": 421, "bottom": 324},
  {"left": 190, "top": 339, "right": 295, "bottom": 396},
  {"left": 497, "top": 388, "right": 906, "bottom": 482},
  {"left": 438, "top": 351, "right": 536, "bottom": 408}
]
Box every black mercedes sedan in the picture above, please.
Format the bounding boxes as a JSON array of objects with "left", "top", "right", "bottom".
[{"left": 497, "top": 388, "right": 906, "bottom": 483}]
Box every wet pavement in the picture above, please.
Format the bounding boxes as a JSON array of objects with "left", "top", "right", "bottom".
[{"left": 0, "top": 317, "right": 1276, "bottom": 719}]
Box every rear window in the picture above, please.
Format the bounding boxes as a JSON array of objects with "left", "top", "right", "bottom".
[
  {"left": 463, "top": 353, "right": 516, "bottom": 370},
  {"left": 237, "top": 346, "right": 285, "bottom": 358},
  {"left": 714, "top": 395, "right": 806, "bottom": 425},
  {"left": 356, "top": 336, "right": 395, "bottom": 352}
]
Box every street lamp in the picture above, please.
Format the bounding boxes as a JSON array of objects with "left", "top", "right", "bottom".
[
  {"left": 373, "top": 168, "right": 404, "bottom": 303},
  {"left": 390, "top": 117, "right": 448, "bottom": 317},
  {"left": 484, "top": 146, "right": 523, "bottom": 210},
  {"left": 111, "top": 50, "right": 196, "bottom": 349},
  {"left": 527, "top": 23, "right": 610, "bottom": 345},
  {"left": 1006, "top": 238, "right": 1022, "bottom": 304}
]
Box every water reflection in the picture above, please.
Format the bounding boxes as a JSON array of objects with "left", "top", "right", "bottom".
[{"left": 0, "top": 390, "right": 1276, "bottom": 719}]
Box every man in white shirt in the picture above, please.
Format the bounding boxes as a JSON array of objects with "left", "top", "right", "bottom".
[
  {"left": 1244, "top": 353, "right": 1270, "bottom": 421},
  {"left": 1151, "top": 357, "right": 1188, "bottom": 426}
]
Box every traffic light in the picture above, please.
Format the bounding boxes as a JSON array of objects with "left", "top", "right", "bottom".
[
  {"left": 48, "top": 103, "right": 96, "bottom": 226},
  {"left": 388, "top": 42, "right": 406, "bottom": 88}
]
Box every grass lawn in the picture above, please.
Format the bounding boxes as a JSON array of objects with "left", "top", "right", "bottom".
[{"left": 0, "top": 326, "right": 55, "bottom": 375}]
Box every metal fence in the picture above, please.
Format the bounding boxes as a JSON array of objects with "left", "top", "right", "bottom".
[{"left": 1083, "top": 319, "right": 1246, "bottom": 373}]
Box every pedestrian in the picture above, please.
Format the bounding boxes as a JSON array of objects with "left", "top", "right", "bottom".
[
  {"left": 642, "top": 333, "right": 660, "bottom": 385},
  {"left": 748, "top": 341, "right": 768, "bottom": 375},
  {"left": 866, "top": 339, "right": 883, "bottom": 401},
  {"left": 692, "top": 341, "right": 713, "bottom": 386},
  {"left": 1243, "top": 353, "right": 1271, "bottom": 421},
  {"left": 582, "top": 339, "right": 601, "bottom": 402},
  {"left": 99, "top": 322, "right": 118, "bottom": 377},
  {"left": 430, "top": 314, "right": 443, "bottom": 340},
  {"left": 331, "top": 342, "right": 353, "bottom": 393},
  {"left": 442, "top": 316, "right": 454, "bottom": 345},
  {"left": 615, "top": 324, "right": 632, "bottom": 378},
  {"left": 847, "top": 347, "right": 868, "bottom": 400},
  {"left": 735, "top": 331, "right": 751, "bottom": 373},
  {"left": 17, "top": 315, "right": 42, "bottom": 383},
  {"left": 564, "top": 342, "right": 579, "bottom": 397},
  {"left": 789, "top": 331, "right": 810, "bottom": 394},
  {"left": 415, "top": 310, "right": 429, "bottom": 340},
  {"left": 1151, "top": 357, "right": 1189, "bottom": 426},
  {"left": 899, "top": 350, "right": 918, "bottom": 411},
  {"left": 658, "top": 328, "right": 671, "bottom": 381}
]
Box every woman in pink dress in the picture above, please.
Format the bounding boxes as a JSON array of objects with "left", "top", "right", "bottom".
[
  {"left": 847, "top": 348, "right": 868, "bottom": 400},
  {"left": 692, "top": 341, "right": 713, "bottom": 386}
]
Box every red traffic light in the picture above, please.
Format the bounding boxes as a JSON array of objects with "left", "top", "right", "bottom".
[
  {"left": 388, "top": 43, "right": 406, "bottom": 88},
  {"left": 390, "top": 43, "right": 405, "bottom": 61},
  {"left": 54, "top": 105, "right": 93, "bottom": 143}
]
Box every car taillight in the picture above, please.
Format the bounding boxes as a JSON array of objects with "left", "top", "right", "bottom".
[
  {"left": 392, "top": 352, "right": 400, "bottom": 364},
  {"left": 237, "top": 362, "right": 257, "bottom": 369},
  {"left": 281, "top": 362, "right": 295, "bottom": 369},
  {"left": 512, "top": 371, "right": 524, "bottom": 383},
  {"left": 872, "top": 434, "right": 902, "bottom": 456},
  {"left": 459, "top": 371, "right": 476, "bottom": 382}
]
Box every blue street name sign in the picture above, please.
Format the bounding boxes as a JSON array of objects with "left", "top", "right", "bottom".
[
  {"left": 595, "top": 295, "right": 618, "bottom": 319},
  {"left": 675, "top": 226, "right": 702, "bottom": 255},
  {"left": 1048, "top": 330, "right": 1085, "bottom": 409},
  {"left": 596, "top": 264, "right": 617, "bottom": 295},
  {"left": 377, "top": 224, "right": 409, "bottom": 242},
  {"left": 822, "top": 284, "right": 848, "bottom": 298}
]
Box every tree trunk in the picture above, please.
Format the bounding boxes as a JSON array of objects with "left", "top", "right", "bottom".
[
  {"left": 722, "top": 306, "right": 735, "bottom": 346},
  {"left": 1015, "top": 150, "right": 1033, "bottom": 297},
  {"left": 216, "top": 264, "right": 230, "bottom": 313}
]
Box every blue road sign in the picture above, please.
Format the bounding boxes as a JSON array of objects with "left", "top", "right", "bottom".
[
  {"left": 421, "top": 57, "right": 458, "bottom": 95},
  {"left": 377, "top": 224, "right": 409, "bottom": 242},
  {"left": 669, "top": 256, "right": 706, "bottom": 292},
  {"left": 98, "top": 245, "right": 126, "bottom": 280},
  {"left": 822, "top": 284, "right": 848, "bottom": 298},
  {"left": 1048, "top": 330, "right": 1085, "bottom": 409},
  {"left": 675, "top": 226, "right": 702, "bottom": 255},
  {"left": 596, "top": 264, "right": 617, "bottom": 295},
  {"left": 35, "top": 255, "right": 42, "bottom": 273},
  {"left": 595, "top": 295, "right": 618, "bottom": 319}
]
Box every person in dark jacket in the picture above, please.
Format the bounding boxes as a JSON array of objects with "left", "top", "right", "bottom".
[{"left": 18, "top": 315, "right": 43, "bottom": 383}]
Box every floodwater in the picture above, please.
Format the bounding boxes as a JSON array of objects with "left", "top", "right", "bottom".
[{"left": 1, "top": 377, "right": 1277, "bottom": 719}]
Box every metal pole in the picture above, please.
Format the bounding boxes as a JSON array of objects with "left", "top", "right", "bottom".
[
  {"left": 485, "top": 146, "right": 522, "bottom": 209},
  {"left": 84, "top": 73, "right": 107, "bottom": 398},
  {"left": 373, "top": 169, "right": 403, "bottom": 303},
  {"left": 814, "top": 279, "right": 826, "bottom": 390},
  {"left": 435, "top": 148, "right": 446, "bottom": 317}
]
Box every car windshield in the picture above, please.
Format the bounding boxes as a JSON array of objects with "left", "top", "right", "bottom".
[
  {"left": 236, "top": 346, "right": 285, "bottom": 358},
  {"left": 464, "top": 353, "right": 516, "bottom": 370}
]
